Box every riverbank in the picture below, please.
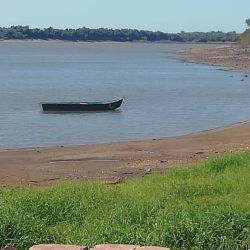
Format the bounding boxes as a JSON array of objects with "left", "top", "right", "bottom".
[
  {"left": 1, "top": 122, "right": 250, "bottom": 186},
  {"left": 1, "top": 151, "right": 249, "bottom": 250},
  {"left": 178, "top": 44, "right": 250, "bottom": 72}
]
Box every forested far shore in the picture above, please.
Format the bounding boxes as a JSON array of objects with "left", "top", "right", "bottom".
[{"left": 0, "top": 26, "right": 239, "bottom": 42}]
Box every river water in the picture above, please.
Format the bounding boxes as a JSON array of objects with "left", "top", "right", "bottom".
[{"left": 0, "top": 41, "right": 249, "bottom": 149}]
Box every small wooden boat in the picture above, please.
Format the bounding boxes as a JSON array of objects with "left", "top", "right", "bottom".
[{"left": 41, "top": 98, "right": 123, "bottom": 112}]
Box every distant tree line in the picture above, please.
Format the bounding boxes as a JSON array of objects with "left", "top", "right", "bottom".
[{"left": 0, "top": 26, "right": 239, "bottom": 42}]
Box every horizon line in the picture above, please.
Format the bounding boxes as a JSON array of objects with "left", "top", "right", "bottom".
[{"left": 0, "top": 25, "right": 240, "bottom": 34}]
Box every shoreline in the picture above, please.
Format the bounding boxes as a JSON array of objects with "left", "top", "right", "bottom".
[
  {"left": 1, "top": 121, "right": 250, "bottom": 187},
  {"left": 178, "top": 44, "right": 250, "bottom": 72},
  {"left": 0, "top": 39, "right": 232, "bottom": 44},
  {"left": 1, "top": 120, "right": 248, "bottom": 152},
  {"left": 1, "top": 43, "right": 250, "bottom": 187}
]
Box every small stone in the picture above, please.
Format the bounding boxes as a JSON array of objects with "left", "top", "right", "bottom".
[
  {"left": 194, "top": 151, "right": 204, "bottom": 155},
  {"left": 29, "top": 244, "right": 88, "bottom": 250},
  {"left": 93, "top": 245, "right": 139, "bottom": 250},
  {"left": 144, "top": 168, "right": 152, "bottom": 175},
  {"left": 138, "top": 246, "right": 171, "bottom": 250}
]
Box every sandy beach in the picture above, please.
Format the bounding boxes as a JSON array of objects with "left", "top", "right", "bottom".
[
  {"left": 179, "top": 44, "right": 250, "bottom": 72},
  {"left": 1, "top": 122, "right": 250, "bottom": 186}
]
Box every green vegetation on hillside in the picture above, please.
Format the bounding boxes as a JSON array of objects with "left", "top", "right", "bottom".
[
  {"left": 246, "top": 18, "right": 250, "bottom": 28},
  {"left": 239, "top": 29, "right": 250, "bottom": 46},
  {"left": 0, "top": 152, "right": 249, "bottom": 250},
  {"left": 238, "top": 18, "right": 250, "bottom": 46},
  {"left": 0, "top": 26, "right": 239, "bottom": 42}
]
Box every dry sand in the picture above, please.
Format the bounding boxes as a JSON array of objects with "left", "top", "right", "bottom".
[
  {"left": 1, "top": 122, "right": 250, "bottom": 186},
  {"left": 179, "top": 44, "right": 250, "bottom": 72}
]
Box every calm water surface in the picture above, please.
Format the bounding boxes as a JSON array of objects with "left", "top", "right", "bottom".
[{"left": 0, "top": 41, "right": 250, "bottom": 149}]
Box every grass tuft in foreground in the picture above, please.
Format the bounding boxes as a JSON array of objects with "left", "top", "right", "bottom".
[{"left": 0, "top": 152, "right": 249, "bottom": 250}]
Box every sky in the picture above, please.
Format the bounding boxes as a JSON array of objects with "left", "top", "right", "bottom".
[{"left": 1, "top": 0, "right": 249, "bottom": 33}]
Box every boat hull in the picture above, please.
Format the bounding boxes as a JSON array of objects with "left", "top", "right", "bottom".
[{"left": 41, "top": 99, "right": 123, "bottom": 112}]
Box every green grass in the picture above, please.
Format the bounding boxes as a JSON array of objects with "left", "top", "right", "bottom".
[{"left": 0, "top": 152, "right": 249, "bottom": 250}]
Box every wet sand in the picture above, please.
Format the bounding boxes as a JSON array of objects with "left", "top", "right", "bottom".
[
  {"left": 1, "top": 122, "right": 250, "bottom": 186},
  {"left": 179, "top": 44, "right": 250, "bottom": 72}
]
